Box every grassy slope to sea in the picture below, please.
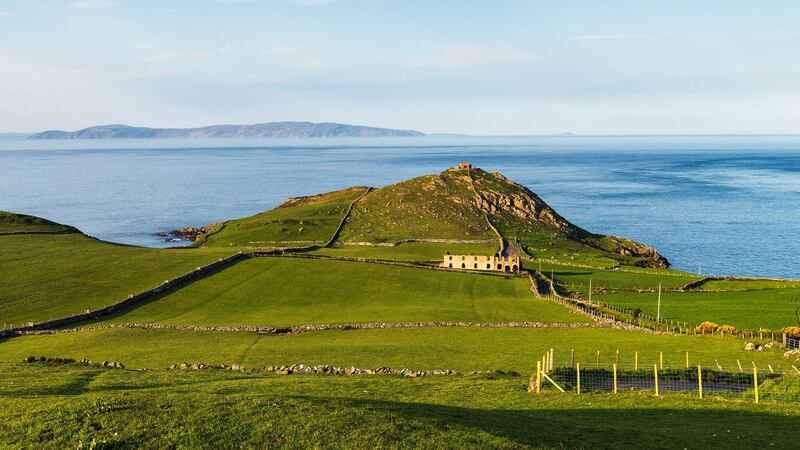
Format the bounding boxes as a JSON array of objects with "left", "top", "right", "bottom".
[
  {"left": 2, "top": 362, "right": 797, "bottom": 449},
  {"left": 88, "top": 257, "right": 584, "bottom": 327},
  {"left": 0, "top": 219, "right": 233, "bottom": 326}
]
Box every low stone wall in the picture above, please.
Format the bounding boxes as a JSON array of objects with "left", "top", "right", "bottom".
[
  {"left": 324, "top": 187, "right": 372, "bottom": 247},
  {"left": 13, "top": 320, "right": 599, "bottom": 337},
  {"left": 0, "top": 252, "right": 250, "bottom": 338}
]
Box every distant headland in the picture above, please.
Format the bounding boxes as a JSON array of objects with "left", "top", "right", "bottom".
[{"left": 27, "top": 122, "right": 425, "bottom": 140}]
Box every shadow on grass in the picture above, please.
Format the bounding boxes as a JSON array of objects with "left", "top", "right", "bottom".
[{"left": 289, "top": 395, "right": 796, "bottom": 448}]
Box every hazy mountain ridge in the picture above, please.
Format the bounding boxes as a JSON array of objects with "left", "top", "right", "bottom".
[{"left": 27, "top": 122, "right": 424, "bottom": 139}]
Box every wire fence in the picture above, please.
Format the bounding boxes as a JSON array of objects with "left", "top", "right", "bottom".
[{"left": 528, "top": 349, "right": 800, "bottom": 403}]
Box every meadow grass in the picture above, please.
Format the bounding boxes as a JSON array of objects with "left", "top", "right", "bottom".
[
  {"left": 1, "top": 362, "right": 797, "bottom": 449},
  {"left": 309, "top": 241, "right": 499, "bottom": 261},
  {"left": 1, "top": 327, "right": 787, "bottom": 372},
  {"left": 536, "top": 262, "right": 700, "bottom": 291},
  {"left": 89, "top": 257, "right": 583, "bottom": 327},
  {"left": 0, "top": 234, "right": 233, "bottom": 326},
  {"left": 595, "top": 288, "right": 800, "bottom": 330},
  {"left": 203, "top": 187, "right": 367, "bottom": 248},
  {"left": 700, "top": 279, "right": 800, "bottom": 291}
]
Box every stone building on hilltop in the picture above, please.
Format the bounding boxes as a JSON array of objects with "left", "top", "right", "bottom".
[{"left": 441, "top": 252, "right": 521, "bottom": 272}]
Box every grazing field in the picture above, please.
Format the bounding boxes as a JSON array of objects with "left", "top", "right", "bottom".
[
  {"left": 0, "top": 234, "right": 233, "bottom": 326},
  {"left": 537, "top": 262, "right": 700, "bottom": 292},
  {"left": 309, "top": 241, "right": 499, "bottom": 262},
  {"left": 91, "top": 257, "right": 581, "bottom": 327},
  {"left": 594, "top": 288, "right": 800, "bottom": 330},
  {"left": 202, "top": 187, "right": 368, "bottom": 248},
  {"left": 699, "top": 279, "right": 800, "bottom": 291},
  {"left": 1, "top": 327, "right": 787, "bottom": 372},
  {"left": 1, "top": 362, "right": 797, "bottom": 449}
]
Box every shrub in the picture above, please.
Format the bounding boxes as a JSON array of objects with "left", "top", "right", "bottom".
[
  {"left": 696, "top": 321, "right": 720, "bottom": 334},
  {"left": 719, "top": 325, "right": 738, "bottom": 335},
  {"left": 632, "top": 308, "right": 642, "bottom": 319},
  {"left": 783, "top": 327, "right": 800, "bottom": 339},
  {"left": 23, "top": 356, "right": 36, "bottom": 363}
]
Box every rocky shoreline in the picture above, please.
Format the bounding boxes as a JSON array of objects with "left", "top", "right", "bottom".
[{"left": 155, "top": 224, "right": 216, "bottom": 242}]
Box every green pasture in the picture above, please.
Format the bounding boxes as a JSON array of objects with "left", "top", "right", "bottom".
[
  {"left": 1, "top": 363, "right": 797, "bottom": 449},
  {"left": 90, "top": 257, "right": 581, "bottom": 327},
  {"left": 699, "top": 279, "right": 800, "bottom": 291},
  {"left": 309, "top": 241, "right": 499, "bottom": 262},
  {"left": 1, "top": 327, "right": 787, "bottom": 372},
  {"left": 536, "top": 262, "right": 699, "bottom": 292},
  {"left": 0, "top": 234, "right": 233, "bottom": 326},
  {"left": 595, "top": 288, "right": 800, "bottom": 330},
  {"left": 202, "top": 187, "right": 367, "bottom": 248}
]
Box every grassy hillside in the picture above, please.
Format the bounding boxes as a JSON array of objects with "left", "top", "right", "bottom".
[
  {"left": 0, "top": 233, "right": 233, "bottom": 326},
  {"left": 538, "top": 262, "right": 700, "bottom": 292},
  {"left": 201, "top": 187, "right": 368, "bottom": 248},
  {"left": 338, "top": 172, "right": 495, "bottom": 243},
  {"left": 90, "top": 257, "right": 582, "bottom": 327},
  {"left": 3, "top": 363, "right": 797, "bottom": 449},
  {"left": 0, "top": 211, "right": 78, "bottom": 234},
  {"left": 309, "top": 241, "right": 498, "bottom": 261},
  {"left": 1, "top": 327, "right": 787, "bottom": 371}
]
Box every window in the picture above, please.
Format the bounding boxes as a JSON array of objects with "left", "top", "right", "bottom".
[
  {"left": 474, "top": 263, "right": 477, "bottom": 269},
  {"left": 486, "top": 264, "right": 491, "bottom": 269},
  {"left": 497, "top": 264, "right": 502, "bottom": 270},
  {"left": 461, "top": 263, "right": 465, "bottom": 268},
  {"left": 448, "top": 263, "right": 452, "bottom": 268}
]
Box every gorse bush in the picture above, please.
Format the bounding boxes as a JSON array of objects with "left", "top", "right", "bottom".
[
  {"left": 718, "top": 325, "right": 737, "bottom": 335},
  {"left": 696, "top": 321, "right": 720, "bottom": 334},
  {"left": 782, "top": 326, "right": 800, "bottom": 338}
]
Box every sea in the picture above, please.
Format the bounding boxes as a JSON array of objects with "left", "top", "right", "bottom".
[{"left": 1, "top": 135, "right": 799, "bottom": 279}]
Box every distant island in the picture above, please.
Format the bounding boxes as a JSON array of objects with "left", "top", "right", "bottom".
[{"left": 27, "top": 122, "right": 425, "bottom": 140}]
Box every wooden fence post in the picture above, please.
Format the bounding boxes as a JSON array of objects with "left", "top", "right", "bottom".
[
  {"left": 753, "top": 367, "right": 759, "bottom": 403},
  {"left": 635, "top": 351, "right": 639, "bottom": 371},
  {"left": 654, "top": 364, "right": 660, "bottom": 397},
  {"left": 536, "top": 361, "right": 542, "bottom": 393},
  {"left": 659, "top": 351, "right": 663, "bottom": 370},
  {"left": 697, "top": 365, "right": 703, "bottom": 399},
  {"left": 613, "top": 363, "right": 618, "bottom": 394},
  {"left": 571, "top": 349, "right": 575, "bottom": 367},
  {"left": 685, "top": 351, "right": 689, "bottom": 369},
  {"left": 550, "top": 348, "right": 554, "bottom": 371},
  {"left": 576, "top": 363, "right": 581, "bottom": 394}
]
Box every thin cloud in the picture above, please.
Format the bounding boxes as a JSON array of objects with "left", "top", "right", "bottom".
[
  {"left": 0, "top": 10, "right": 16, "bottom": 18},
  {"left": 570, "top": 33, "right": 682, "bottom": 40}
]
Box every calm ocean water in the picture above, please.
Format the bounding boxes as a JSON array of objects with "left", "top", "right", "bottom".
[{"left": 1, "top": 136, "right": 799, "bottom": 278}]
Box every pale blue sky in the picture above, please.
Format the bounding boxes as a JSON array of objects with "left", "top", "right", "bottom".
[{"left": 2, "top": 0, "right": 800, "bottom": 134}]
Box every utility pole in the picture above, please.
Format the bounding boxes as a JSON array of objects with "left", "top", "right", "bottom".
[{"left": 657, "top": 283, "right": 662, "bottom": 323}]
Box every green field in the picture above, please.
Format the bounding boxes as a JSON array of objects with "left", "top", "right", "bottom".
[
  {"left": 202, "top": 187, "right": 368, "bottom": 248},
  {"left": 1, "top": 327, "right": 786, "bottom": 372},
  {"left": 594, "top": 288, "right": 800, "bottom": 330},
  {"left": 309, "top": 241, "right": 499, "bottom": 262},
  {"left": 699, "top": 279, "right": 800, "bottom": 291},
  {"left": 90, "top": 257, "right": 580, "bottom": 327},
  {"left": 0, "top": 234, "right": 233, "bottom": 326},
  {"left": 537, "top": 262, "right": 699, "bottom": 292},
  {"left": 2, "top": 362, "right": 797, "bottom": 449}
]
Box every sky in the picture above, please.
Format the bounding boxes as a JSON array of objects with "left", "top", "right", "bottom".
[{"left": 1, "top": 0, "right": 800, "bottom": 135}]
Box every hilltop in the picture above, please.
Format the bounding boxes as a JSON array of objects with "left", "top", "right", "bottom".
[
  {"left": 27, "top": 122, "right": 424, "bottom": 139},
  {"left": 201, "top": 164, "right": 668, "bottom": 268}
]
